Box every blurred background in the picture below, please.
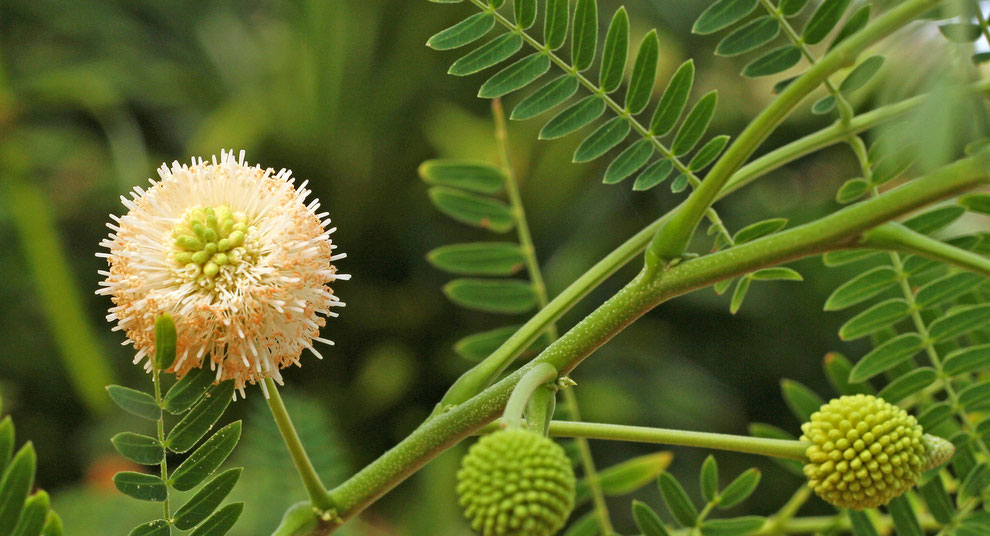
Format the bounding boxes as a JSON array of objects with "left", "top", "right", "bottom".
[{"left": 0, "top": 0, "right": 983, "bottom": 534}]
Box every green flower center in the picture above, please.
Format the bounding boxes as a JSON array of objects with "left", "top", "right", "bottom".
[{"left": 170, "top": 205, "right": 254, "bottom": 284}]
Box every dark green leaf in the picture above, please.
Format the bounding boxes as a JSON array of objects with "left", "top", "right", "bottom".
[
  {"left": 835, "top": 178, "right": 870, "bottom": 204},
  {"left": 849, "top": 333, "right": 925, "bottom": 382},
  {"left": 716, "top": 17, "right": 780, "bottom": 57},
  {"left": 574, "top": 117, "right": 630, "bottom": 163},
  {"left": 848, "top": 510, "right": 879, "bottom": 536},
  {"left": 780, "top": 379, "right": 823, "bottom": 422},
  {"left": 511, "top": 75, "right": 579, "bottom": 120},
  {"left": 803, "top": 0, "right": 852, "bottom": 45},
  {"left": 428, "top": 187, "right": 515, "bottom": 232},
  {"left": 742, "top": 46, "right": 801, "bottom": 77},
  {"left": 478, "top": 52, "right": 551, "bottom": 98},
  {"left": 772, "top": 76, "right": 799, "bottom": 94},
  {"left": 839, "top": 299, "right": 910, "bottom": 341},
  {"left": 974, "top": 51, "right": 990, "bottom": 64},
  {"left": 944, "top": 344, "right": 990, "bottom": 377},
  {"left": 11, "top": 490, "right": 48, "bottom": 536},
  {"left": 113, "top": 472, "right": 167, "bottom": 502},
  {"left": 917, "top": 402, "right": 954, "bottom": 430},
  {"left": 939, "top": 23, "right": 983, "bottom": 43},
  {"left": 0, "top": 444, "right": 35, "bottom": 534},
  {"left": 693, "top": 0, "right": 758, "bottom": 34},
  {"left": 902, "top": 205, "right": 965, "bottom": 234},
  {"left": 571, "top": 0, "right": 598, "bottom": 71},
  {"left": 919, "top": 474, "right": 954, "bottom": 524},
  {"left": 514, "top": 0, "right": 537, "bottom": 28},
  {"left": 0, "top": 418, "right": 11, "bottom": 477},
  {"left": 929, "top": 304, "right": 990, "bottom": 342},
  {"left": 839, "top": 55, "right": 884, "bottom": 93},
  {"left": 166, "top": 381, "right": 235, "bottom": 453},
  {"left": 589, "top": 451, "right": 672, "bottom": 499},
  {"left": 107, "top": 385, "right": 161, "bottom": 421},
  {"left": 700, "top": 455, "right": 719, "bottom": 503},
  {"left": 605, "top": 139, "right": 655, "bottom": 184},
  {"left": 959, "top": 463, "right": 990, "bottom": 505},
  {"left": 960, "top": 193, "right": 990, "bottom": 215},
  {"left": 958, "top": 380, "right": 990, "bottom": 412},
  {"left": 127, "top": 520, "right": 170, "bottom": 536},
  {"left": 427, "top": 242, "right": 525, "bottom": 276},
  {"left": 164, "top": 367, "right": 216, "bottom": 415},
  {"left": 821, "top": 249, "right": 879, "bottom": 267},
  {"left": 749, "top": 267, "right": 802, "bottom": 281},
  {"left": 688, "top": 135, "right": 730, "bottom": 171},
  {"left": 626, "top": 30, "right": 660, "bottom": 114},
  {"left": 651, "top": 60, "right": 694, "bottom": 135},
  {"left": 658, "top": 472, "right": 697, "bottom": 527},
  {"left": 169, "top": 421, "right": 242, "bottom": 492},
  {"left": 454, "top": 325, "right": 521, "bottom": 361},
  {"left": 562, "top": 512, "right": 598, "bottom": 536},
  {"left": 427, "top": 12, "right": 495, "bottom": 50},
  {"left": 154, "top": 313, "right": 177, "bottom": 370},
  {"left": 632, "top": 500, "right": 670, "bottom": 536},
  {"left": 112, "top": 432, "right": 165, "bottom": 465},
  {"left": 823, "top": 266, "right": 898, "bottom": 311},
  {"left": 916, "top": 272, "right": 984, "bottom": 308},
  {"left": 701, "top": 516, "right": 767, "bottom": 536},
  {"left": 539, "top": 95, "right": 606, "bottom": 139},
  {"left": 877, "top": 367, "right": 936, "bottom": 404},
  {"left": 600, "top": 8, "right": 629, "bottom": 93},
  {"left": 733, "top": 218, "right": 787, "bottom": 244},
  {"left": 418, "top": 160, "right": 505, "bottom": 194},
  {"left": 544, "top": 0, "right": 569, "bottom": 50},
  {"left": 829, "top": 4, "right": 870, "bottom": 50},
  {"left": 729, "top": 276, "right": 750, "bottom": 314},
  {"left": 190, "top": 502, "right": 243, "bottom": 536},
  {"left": 633, "top": 159, "right": 675, "bottom": 191},
  {"left": 717, "top": 469, "right": 761, "bottom": 508},
  {"left": 443, "top": 279, "right": 537, "bottom": 314},
  {"left": 670, "top": 174, "right": 689, "bottom": 193},
  {"left": 174, "top": 468, "right": 242, "bottom": 530},
  {"left": 780, "top": 0, "right": 809, "bottom": 17},
  {"left": 888, "top": 496, "right": 923, "bottom": 536},
  {"left": 672, "top": 91, "right": 717, "bottom": 156},
  {"left": 811, "top": 95, "right": 836, "bottom": 115},
  {"left": 448, "top": 33, "right": 523, "bottom": 76},
  {"left": 43, "top": 512, "right": 65, "bottom": 536},
  {"left": 823, "top": 352, "right": 873, "bottom": 395}
]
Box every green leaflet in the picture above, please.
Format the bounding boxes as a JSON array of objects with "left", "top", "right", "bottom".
[
  {"left": 960, "top": 193, "right": 990, "bottom": 215},
  {"left": 701, "top": 516, "right": 767, "bottom": 535},
  {"left": 454, "top": 325, "right": 521, "bottom": 361},
  {"left": 943, "top": 343, "right": 990, "bottom": 376},
  {"left": 960, "top": 380, "right": 990, "bottom": 412},
  {"left": 163, "top": 367, "right": 215, "bottom": 414},
  {"left": 632, "top": 500, "right": 670, "bottom": 536},
  {"left": 173, "top": 468, "right": 242, "bottom": 530},
  {"left": 839, "top": 298, "right": 910, "bottom": 340},
  {"left": 658, "top": 472, "right": 697, "bottom": 527},
  {"left": 166, "top": 381, "right": 236, "bottom": 453},
  {"left": 780, "top": 378, "right": 823, "bottom": 422},
  {"left": 626, "top": 30, "right": 660, "bottom": 114},
  {"left": 959, "top": 464, "right": 990, "bottom": 505},
  {"left": 427, "top": 12, "right": 494, "bottom": 50},
  {"left": 670, "top": 174, "right": 689, "bottom": 193},
  {"left": 600, "top": 8, "right": 629, "bottom": 93},
  {"left": 848, "top": 510, "right": 879, "bottom": 536},
  {"left": 688, "top": 135, "right": 730, "bottom": 171},
  {"left": 540, "top": 95, "right": 606, "bottom": 139},
  {"left": 716, "top": 17, "right": 780, "bottom": 57},
  {"left": 428, "top": 187, "right": 516, "bottom": 232},
  {"left": 632, "top": 159, "right": 674, "bottom": 191},
  {"left": 729, "top": 276, "right": 751, "bottom": 314},
  {"left": 513, "top": 0, "right": 537, "bottom": 29},
  {"left": 780, "top": 0, "right": 809, "bottom": 17},
  {"left": 939, "top": 23, "right": 983, "bottom": 43},
  {"left": 418, "top": 160, "right": 505, "bottom": 194},
  {"left": 928, "top": 304, "right": 990, "bottom": 342},
  {"left": 427, "top": 242, "right": 525, "bottom": 276},
  {"left": 917, "top": 402, "right": 954, "bottom": 430},
  {"left": 478, "top": 52, "right": 550, "bottom": 98},
  {"left": 700, "top": 455, "right": 718, "bottom": 503},
  {"left": 573, "top": 117, "right": 630, "bottom": 163},
  {"left": 127, "top": 520, "right": 170, "bottom": 536},
  {"left": 571, "top": 0, "right": 598, "bottom": 71},
  {"left": 749, "top": 267, "right": 802, "bottom": 281},
  {"left": 576, "top": 451, "right": 672, "bottom": 502},
  {"left": 169, "top": 421, "right": 242, "bottom": 492},
  {"left": 113, "top": 472, "right": 167, "bottom": 502},
  {"left": 888, "top": 496, "right": 924, "bottom": 536},
  {"left": 563, "top": 512, "right": 598, "bottom": 536},
  {"left": 154, "top": 314, "right": 177, "bottom": 370},
  {"left": 189, "top": 502, "right": 244, "bottom": 536},
  {"left": 0, "top": 444, "right": 35, "bottom": 534},
  {"left": 802, "top": 0, "right": 852, "bottom": 45},
  {"left": 733, "top": 218, "right": 786, "bottom": 244},
  {"left": 903, "top": 205, "right": 965, "bottom": 234},
  {"left": 12, "top": 491, "right": 49, "bottom": 536},
  {"left": 835, "top": 178, "right": 870, "bottom": 204},
  {"left": 916, "top": 272, "right": 985, "bottom": 309},
  {"left": 822, "top": 249, "right": 879, "bottom": 267},
  {"left": 672, "top": 91, "right": 718, "bottom": 156},
  {"left": 111, "top": 432, "right": 165, "bottom": 465},
  {"left": 717, "top": 469, "right": 761, "bottom": 509},
  {"left": 742, "top": 46, "right": 801, "bottom": 77},
  {"left": 829, "top": 3, "right": 870, "bottom": 50},
  {"left": 848, "top": 333, "right": 925, "bottom": 382},
  {"left": 693, "top": 0, "right": 758, "bottom": 35},
  {"left": 511, "top": 75, "right": 579, "bottom": 120},
  {"left": 604, "top": 138, "right": 655, "bottom": 185},
  {"left": 651, "top": 60, "right": 694, "bottom": 135},
  {"left": 448, "top": 33, "right": 523, "bottom": 76},
  {"left": 811, "top": 95, "right": 836, "bottom": 115},
  {"left": 544, "top": 0, "right": 569, "bottom": 50},
  {"left": 876, "top": 367, "right": 936, "bottom": 404},
  {"left": 0, "top": 419, "right": 12, "bottom": 476},
  {"left": 823, "top": 266, "right": 899, "bottom": 311},
  {"left": 443, "top": 279, "right": 537, "bottom": 314},
  {"left": 106, "top": 385, "right": 161, "bottom": 421},
  {"left": 839, "top": 55, "right": 884, "bottom": 93},
  {"left": 823, "top": 352, "right": 873, "bottom": 395},
  {"left": 919, "top": 474, "right": 954, "bottom": 525}
]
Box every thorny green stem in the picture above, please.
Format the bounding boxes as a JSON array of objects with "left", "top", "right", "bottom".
[
  {"left": 502, "top": 363, "right": 558, "bottom": 430},
  {"left": 152, "top": 366, "right": 169, "bottom": 520},
  {"left": 264, "top": 378, "right": 336, "bottom": 513},
  {"left": 323, "top": 155, "right": 990, "bottom": 530}
]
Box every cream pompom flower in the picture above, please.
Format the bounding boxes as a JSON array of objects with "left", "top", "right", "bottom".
[{"left": 97, "top": 150, "right": 348, "bottom": 396}]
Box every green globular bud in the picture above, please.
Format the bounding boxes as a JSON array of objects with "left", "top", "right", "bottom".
[
  {"left": 176, "top": 235, "right": 203, "bottom": 251},
  {"left": 204, "top": 227, "right": 218, "bottom": 243},
  {"left": 456, "top": 428, "right": 575, "bottom": 536},
  {"left": 191, "top": 221, "right": 207, "bottom": 240},
  {"left": 171, "top": 204, "right": 253, "bottom": 286},
  {"left": 212, "top": 253, "right": 228, "bottom": 266},
  {"left": 229, "top": 230, "right": 246, "bottom": 247},
  {"left": 191, "top": 250, "right": 210, "bottom": 265},
  {"left": 173, "top": 252, "right": 194, "bottom": 266},
  {"left": 217, "top": 238, "right": 232, "bottom": 252},
  {"left": 203, "top": 261, "right": 220, "bottom": 278},
  {"left": 801, "top": 394, "right": 928, "bottom": 510}
]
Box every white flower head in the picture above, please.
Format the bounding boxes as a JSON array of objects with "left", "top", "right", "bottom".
[{"left": 98, "top": 150, "right": 348, "bottom": 396}]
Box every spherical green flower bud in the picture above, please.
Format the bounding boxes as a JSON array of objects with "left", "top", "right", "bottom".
[
  {"left": 801, "top": 394, "right": 926, "bottom": 510},
  {"left": 456, "top": 429, "right": 575, "bottom": 536}
]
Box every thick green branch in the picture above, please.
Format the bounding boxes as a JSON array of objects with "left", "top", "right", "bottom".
[
  {"left": 324, "top": 155, "right": 988, "bottom": 530},
  {"left": 862, "top": 222, "right": 990, "bottom": 278}
]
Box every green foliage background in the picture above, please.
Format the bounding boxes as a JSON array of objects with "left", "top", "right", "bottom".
[{"left": 0, "top": 0, "right": 983, "bottom": 533}]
